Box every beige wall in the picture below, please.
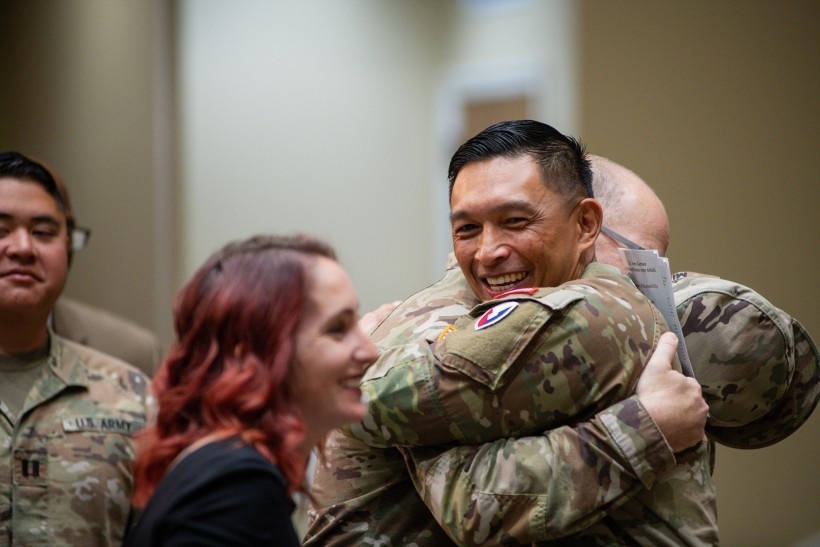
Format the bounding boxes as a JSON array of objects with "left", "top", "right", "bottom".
[
  {"left": 175, "top": 0, "right": 444, "bottom": 315},
  {"left": 174, "top": 0, "right": 577, "bottom": 319},
  {"left": 580, "top": 1, "right": 819, "bottom": 545}
]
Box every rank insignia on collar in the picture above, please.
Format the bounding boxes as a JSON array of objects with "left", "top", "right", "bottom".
[{"left": 475, "top": 301, "right": 519, "bottom": 330}]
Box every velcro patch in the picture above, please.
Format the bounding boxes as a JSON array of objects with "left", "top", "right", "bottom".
[
  {"left": 440, "top": 288, "right": 586, "bottom": 389},
  {"left": 62, "top": 416, "right": 145, "bottom": 435}
]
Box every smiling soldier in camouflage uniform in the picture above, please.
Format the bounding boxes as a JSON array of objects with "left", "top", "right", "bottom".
[
  {"left": 308, "top": 136, "right": 819, "bottom": 545},
  {"left": 307, "top": 261, "right": 718, "bottom": 546},
  {"left": 305, "top": 121, "right": 716, "bottom": 546},
  {"left": 0, "top": 152, "right": 154, "bottom": 546}
]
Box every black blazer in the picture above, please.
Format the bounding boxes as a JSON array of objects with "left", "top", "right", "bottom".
[{"left": 124, "top": 438, "right": 298, "bottom": 546}]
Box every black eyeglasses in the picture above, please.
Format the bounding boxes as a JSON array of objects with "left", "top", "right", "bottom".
[
  {"left": 600, "top": 226, "right": 645, "bottom": 251},
  {"left": 70, "top": 226, "right": 92, "bottom": 252}
]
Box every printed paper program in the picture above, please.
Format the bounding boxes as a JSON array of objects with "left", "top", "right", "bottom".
[{"left": 618, "top": 249, "right": 694, "bottom": 378}]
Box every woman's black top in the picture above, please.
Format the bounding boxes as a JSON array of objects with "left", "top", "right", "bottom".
[{"left": 124, "top": 437, "right": 299, "bottom": 546}]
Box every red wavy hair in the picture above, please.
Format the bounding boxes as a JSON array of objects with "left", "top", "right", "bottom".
[{"left": 132, "top": 234, "right": 336, "bottom": 507}]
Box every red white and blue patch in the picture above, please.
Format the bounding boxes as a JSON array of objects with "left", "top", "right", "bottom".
[{"left": 475, "top": 301, "right": 519, "bottom": 330}]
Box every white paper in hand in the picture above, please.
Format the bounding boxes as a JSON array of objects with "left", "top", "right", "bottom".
[{"left": 617, "top": 249, "right": 694, "bottom": 378}]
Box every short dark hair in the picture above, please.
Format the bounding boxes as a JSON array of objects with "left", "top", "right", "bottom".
[
  {"left": 0, "top": 151, "right": 69, "bottom": 215},
  {"left": 447, "top": 120, "right": 593, "bottom": 204}
]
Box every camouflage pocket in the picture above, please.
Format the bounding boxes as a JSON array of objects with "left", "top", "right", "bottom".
[{"left": 436, "top": 289, "right": 584, "bottom": 390}]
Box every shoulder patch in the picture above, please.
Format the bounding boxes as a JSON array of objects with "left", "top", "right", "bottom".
[{"left": 475, "top": 301, "right": 519, "bottom": 330}]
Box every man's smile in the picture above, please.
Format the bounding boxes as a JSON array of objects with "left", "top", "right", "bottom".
[{"left": 484, "top": 271, "right": 528, "bottom": 294}]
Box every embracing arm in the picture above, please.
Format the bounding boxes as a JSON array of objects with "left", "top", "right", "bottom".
[
  {"left": 402, "top": 395, "right": 673, "bottom": 544},
  {"left": 355, "top": 278, "right": 662, "bottom": 448},
  {"left": 401, "top": 333, "right": 706, "bottom": 545}
]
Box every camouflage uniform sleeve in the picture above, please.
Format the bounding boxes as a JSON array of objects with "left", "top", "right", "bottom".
[
  {"left": 401, "top": 396, "right": 676, "bottom": 545},
  {"left": 355, "top": 278, "right": 664, "bottom": 448},
  {"left": 364, "top": 268, "right": 680, "bottom": 544}
]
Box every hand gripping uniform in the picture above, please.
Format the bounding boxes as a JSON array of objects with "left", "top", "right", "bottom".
[
  {"left": 306, "top": 263, "right": 718, "bottom": 546},
  {"left": 0, "top": 333, "right": 154, "bottom": 546}
]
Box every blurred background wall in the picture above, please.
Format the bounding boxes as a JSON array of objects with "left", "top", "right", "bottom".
[
  {"left": 579, "top": 3, "right": 819, "bottom": 546},
  {"left": 0, "top": 0, "right": 817, "bottom": 544}
]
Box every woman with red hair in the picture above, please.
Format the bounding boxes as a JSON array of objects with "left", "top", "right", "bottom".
[{"left": 124, "top": 234, "right": 378, "bottom": 546}]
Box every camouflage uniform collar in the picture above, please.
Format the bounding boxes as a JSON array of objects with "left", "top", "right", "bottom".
[
  {"left": 582, "top": 261, "right": 628, "bottom": 281},
  {"left": 46, "top": 330, "right": 91, "bottom": 388}
]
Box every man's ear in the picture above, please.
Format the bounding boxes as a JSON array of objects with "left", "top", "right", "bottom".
[{"left": 576, "top": 198, "right": 603, "bottom": 254}]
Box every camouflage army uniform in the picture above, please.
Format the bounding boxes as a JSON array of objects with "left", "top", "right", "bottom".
[
  {"left": 0, "top": 333, "right": 154, "bottom": 546},
  {"left": 673, "top": 272, "right": 819, "bottom": 449},
  {"left": 306, "top": 263, "right": 717, "bottom": 546}
]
